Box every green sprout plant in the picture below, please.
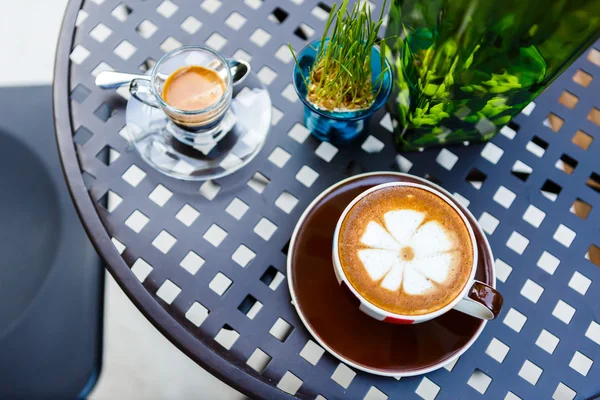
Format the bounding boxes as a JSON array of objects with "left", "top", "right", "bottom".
[{"left": 289, "top": 0, "right": 389, "bottom": 111}]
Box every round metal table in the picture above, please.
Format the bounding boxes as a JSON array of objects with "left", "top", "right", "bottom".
[{"left": 53, "top": 0, "right": 600, "bottom": 398}]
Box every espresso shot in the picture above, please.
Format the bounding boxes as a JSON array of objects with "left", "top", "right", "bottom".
[{"left": 161, "top": 65, "right": 225, "bottom": 111}]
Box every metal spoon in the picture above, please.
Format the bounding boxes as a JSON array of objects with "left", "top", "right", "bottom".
[{"left": 95, "top": 59, "right": 250, "bottom": 90}]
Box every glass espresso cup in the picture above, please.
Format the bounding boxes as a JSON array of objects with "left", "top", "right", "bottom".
[{"left": 129, "top": 46, "right": 233, "bottom": 133}]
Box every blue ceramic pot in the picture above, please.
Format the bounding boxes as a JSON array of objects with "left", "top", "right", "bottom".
[{"left": 292, "top": 39, "right": 392, "bottom": 144}]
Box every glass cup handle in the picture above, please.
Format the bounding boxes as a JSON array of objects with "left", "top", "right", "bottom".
[
  {"left": 130, "top": 78, "right": 160, "bottom": 108},
  {"left": 453, "top": 281, "right": 503, "bottom": 320}
]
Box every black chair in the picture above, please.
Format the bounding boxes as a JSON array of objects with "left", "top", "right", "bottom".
[{"left": 0, "top": 85, "right": 103, "bottom": 399}]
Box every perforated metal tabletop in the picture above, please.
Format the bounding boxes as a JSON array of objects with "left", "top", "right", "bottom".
[{"left": 53, "top": 0, "right": 600, "bottom": 398}]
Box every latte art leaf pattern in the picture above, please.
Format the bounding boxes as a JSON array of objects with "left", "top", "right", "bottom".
[{"left": 357, "top": 210, "right": 460, "bottom": 295}]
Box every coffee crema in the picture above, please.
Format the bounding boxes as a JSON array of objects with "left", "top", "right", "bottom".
[
  {"left": 338, "top": 185, "right": 473, "bottom": 316},
  {"left": 162, "top": 65, "right": 225, "bottom": 111}
]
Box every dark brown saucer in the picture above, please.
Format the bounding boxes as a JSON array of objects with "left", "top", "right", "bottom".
[{"left": 287, "top": 172, "right": 495, "bottom": 376}]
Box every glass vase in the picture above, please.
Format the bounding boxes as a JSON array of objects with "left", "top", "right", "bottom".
[
  {"left": 293, "top": 39, "right": 393, "bottom": 144},
  {"left": 385, "top": 0, "right": 600, "bottom": 151}
]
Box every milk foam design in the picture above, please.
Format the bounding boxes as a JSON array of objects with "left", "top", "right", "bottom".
[{"left": 358, "top": 210, "right": 459, "bottom": 295}]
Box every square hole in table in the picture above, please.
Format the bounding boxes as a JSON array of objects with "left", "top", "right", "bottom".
[
  {"left": 176, "top": 204, "right": 199, "bottom": 227},
  {"left": 114, "top": 40, "right": 137, "bottom": 60},
  {"left": 395, "top": 155, "right": 413, "bottom": 173},
  {"left": 232, "top": 49, "right": 252, "bottom": 63},
  {"left": 568, "top": 271, "right": 591, "bottom": 295},
  {"left": 277, "top": 371, "right": 303, "bottom": 396},
  {"left": 99, "top": 190, "right": 122, "bottom": 213},
  {"left": 111, "top": 237, "right": 126, "bottom": 254},
  {"left": 111, "top": 3, "right": 131, "bottom": 22},
  {"left": 315, "top": 141, "right": 339, "bottom": 162},
  {"left": 504, "top": 308, "right": 527, "bottom": 332},
  {"left": 71, "top": 84, "right": 91, "bottom": 104},
  {"left": 180, "top": 251, "right": 204, "bottom": 275},
  {"left": 526, "top": 135, "right": 548, "bottom": 157},
  {"left": 569, "top": 351, "right": 593, "bottom": 376},
  {"left": 248, "top": 172, "right": 270, "bottom": 193},
  {"left": 519, "top": 360, "right": 542, "bottom": 385},
  {"left": 270, "top": 318, "right": 293, "bottom": 342},
  {"left": 571, "top": 198, "right": 592, "bottom": 220},
  {"left": 268, "top": 147, "right": 291, "bottom": 168},
  {"left": 261, "top": 266, "right": 285, "bottom": 290},
  {"left": 70, "top": 45, "right": 90, "bottom": 64},
  {"left": 505, "top": 392, "right": 522, "bottom": 400},
  {"left": 209, "top": 272, "right": 232, "bottom": 296},
  {"left": 553, "top": 300, "right": 575, "bottom": 324},
  {"left": 223, "top": 198, "right": 248, "bottom": 220},
  {"left": 238, "top": 294, "right": 262, "bottom": 319},
  {"left": 157, "top": 0, "right": 178, "bottom": 18},
  {"left": 205, "top": 32, "right": 227, "bottom": 51},
  {"left": 160, "top": 36, "right": 182, "bottom": 53},
  {"left": 247, "top": 348, "right": 271, "bottom": 373},
  {"left": 257, "top": 65, "right": 277, "bottom": 85},
  {"left": 152, "top": 230, "right": 177, "bottom": 254},
  {"left": 588, "top": 107, "right": 600, "bottom": 127},
  {"left": 511, "top": 160, "right": 532, "bottom": 182},
  {"left": 507, "top": 231, "right": 529, "bottom": 254},
  {"left": 573, "top": 69, "right": 593, "bottom": 87},
  {"left": 536, "top": 329, "right": 559, "bottom": 354},
  {"left": 588, "top": 244, "right": 600, "bottom": 266},
  {"left": 274, "top": 44, "right": 293, "bottom": 64},
  {"left": 275, "top": 191, "right": 298, "bottom": 214},
  {"left": 294, "top": 23, "right": 315, "bottom": 40},
  {"left": 232, "top": 245, "right": 256, "bottom": 268},
  {"left": 493, "top": 186, "right": 516, "bottom": 209},
  {"left": 556, "top": 154, "right": 578, "bottom": 174},
  {"left": 91, "top": 62, "right": 115, "bottom": 80},
  {"left": 553, "top": 224, "right": 576, "bottom": 247},
  {"left": 73, "top": 125, "right": 93, "bottom": 146},
  {"left": 537, "top": 251, "right": 560, "bottom": 275},
  {"left": 268, "top": 7, "right": 288, "bottom": 23},
  {"left": 467, "top": 369, "right": 491, "bottom": 394},
  {"left": 495, "top": 259, "right": 512, "bottom": 282},
  {"left": 541, "top": 179, "right": 562, "bottom": 201},
  {"left": 184, "top": 302, "right": 209, "bottom": 328},
  {"left": 254, "top": 218, "right": 277, "bottom": 241},
  {"left": 520, "top": 279, "right": 544, "bottom": 303},
  {"left": 300, "top": 340, "right": 325, "bottom": 366},
  {"left": 553, "top": 383, "right": 577, "bottom": 400},
  {"left": 214, "top": 324, "right": 239, "bottom": 350},
  {"left": 203, "top": 224, "right": 227, "bottom": 247},
  {"left": 244, "top": 0, "right": 262, "bottom": 9},
  {"left": 415, "top": 377, "right": 439, "bottom": 400},
  {"left": 156, "top": 279, "right": 181, "bottom": 304},
  {"left": 125, "top": 210, "right": 149, "bottom": 233},
  {"left": 362, "top": 135, "right": 385, "bottom": 153},
  {"left": 148, "top": 184, "right": 172, "bottom": 207},
  {"left": 436, "top": 148, "right": 458, "bottom": 170},
  {"left": 587, "top": 172, "right": 600, "bottom": 193},
  {"left": 96, "top": 145, "right": 120, "bottom": 166},
  {"left": 94, "top": 102, "right": 116, "bottom": 122},
  {"left": 136, "top": 19, "right": 158, "bottom": 39},
  {"left": 312, "top": 2, "right": 331, "bottom": 20},
  {"left": 282, "top": 83, "right": 297, "bottom": 103},
  {"left": 545, "top": 112, "right": 565, "bottom": 132},
  {"left": 90, "top": 23, "right": 112, "bottom": 43},
  {"left": 131, "top": 258, "right": 152, "bottom": 282},
  {"left": 296, "top": 166, "right": 319, "bottom": 187},
  {"left": 198, "top": 180, "right": 221, "bottom": 201},
  {"left": 225, "top": 11, "right": 246, "bottom": 31},
  {"left": 250, "top": 28, "right": 271, "bottom": 47},
  {"left": 331, "top": 363, "right": 356, "bottom": 389},
  {"left": 201, "top": 0, "right": 221, "bottom": 13},
  {"left": 522, "top": 205, "right": 545, "bottom": 228},
  {"left": 481, "top": 142, "right": 503, "bottom": 164},
  {"left": 585, "top": 321, "right": 600, "bottom": 345},
  {"left": 573, "top": 130, "right": 593, "bottom": 150},
  {"left": 486, "top": 338, "right": 510, "bottom": 363},
  {"left": 479, "top": 212, "right": 499, "bottom": 235},
  {"left": 365, "top": 386, "right": 387, "bottom": 400},
  {"left": 558, "top": 91, "right": 579, "bottom": 109},
  {"left": 179, "top": 16, "right": 201, "bottom": 34},
  {"left": 139, "top": 57, "right": 157, "bottom": 72},
  {"left": 466, "top": 168, "right": 487, "bottom": 189},
  {"left": 288, "top": 123, "right": 310, "bottom": 143},
  {"left": 443, "top": 357, "right": 459, "bottom": 372},
  {"left": 75, "top": 9, "right": 88, "bottom": 26}
]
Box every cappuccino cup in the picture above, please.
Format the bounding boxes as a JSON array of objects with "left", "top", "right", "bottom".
[{"left": 332, "top": 182, "right": 503, "bottom": 324}]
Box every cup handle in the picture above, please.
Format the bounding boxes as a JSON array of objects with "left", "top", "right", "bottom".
[
  {"left": 453, "top": 281, "right": 503, "bottom": 320},
  {"left": 130, "top": 78, "right": 160, "bottom": 108}
]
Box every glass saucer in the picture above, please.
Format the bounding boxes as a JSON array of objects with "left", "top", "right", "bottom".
[{"left": 125, "top": 72, "right": 271, "bottom": 181}]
